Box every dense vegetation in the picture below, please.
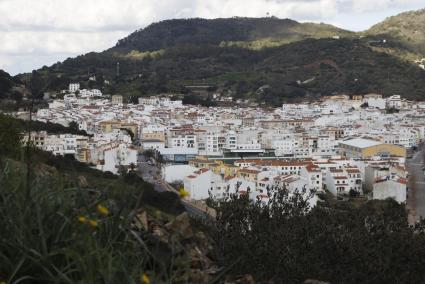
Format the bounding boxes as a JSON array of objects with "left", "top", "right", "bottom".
[
  {"left": 21, "top": 37, "right": 425, "bottom": 106},
  {"left": 0, "top": 70, "right": 24, "bottom": 102},
  {"left": 0, "top": 114, "right": 23, "bottom": 158},
  {"left": 0, "top": 115, "right": 193, "bottom": 283},
  {"left": 0, "top": 113, "right": 88, "bottom": 140},
  {"left": 9, "top": 15, "right": 424, "bottom": 105},
  {"left": 0, "top": 162, "right": 189, "bottom": 283},
  {"left": 210, "top": 190, "right": 425, "bottom": 283},
  {"left": 111, "top": 17, "right": 352, "bottom": 53}
]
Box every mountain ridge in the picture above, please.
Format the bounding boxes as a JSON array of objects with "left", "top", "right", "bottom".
[
  {"left": 10, "top": 10, "right": 425, "bottom": 105},
  {"left": 365, "top": 8, "right": 425, "bottom": 55},
  {"left": 110, "top": 17, "right": 353, "bottom": 54}
]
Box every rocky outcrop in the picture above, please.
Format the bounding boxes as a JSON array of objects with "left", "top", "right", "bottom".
[
  {"left": 165, "top": 212, "right": 193, "bottom": 239},
  {"left": 130, "top": 209, "right": 219, "bottom": 283}
]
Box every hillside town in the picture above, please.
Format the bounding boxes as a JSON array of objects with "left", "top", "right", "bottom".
[{"left": 19, "top": 83, "right": 425, "bottom": 214}]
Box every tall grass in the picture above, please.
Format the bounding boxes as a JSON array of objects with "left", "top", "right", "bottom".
[{"left": 0, "top": 161, "right": 187, "bottom": 283}]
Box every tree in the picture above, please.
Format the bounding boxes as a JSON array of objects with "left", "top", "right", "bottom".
[
  {"left": 0, "top": 114, "right": 22, "bottom": 159},
  {"left": 386, "top": 107, "right": 400, "bottom": 114},
  {"left": 143, "top": 149, "right": 155, "bottom": 160},
  {"left": 128, "top": 162, "right": 136, "bottom": 172},
  {"left": 0, "top": 71, "right": 13, "bottom": 97},
  {"left": 121, "top": 128, "right": 135, "bottom": 142},
  {"left": 29, "top": 70, "right": 46, "bottom": 99},
  {"left": 211, "top": 189, "right": 425, "bottom": 283},
  {"left": 156, "top": 154, "right": 165, "bottom": 168},
  {"left": 360, "top": 102, "right": 369, "bottom": 108},
  {"left": 349, "top": 189, "right": 360, "bottom": 197},
  {"left": 68, "top": 121, "right": 79, "bottom": 132}
]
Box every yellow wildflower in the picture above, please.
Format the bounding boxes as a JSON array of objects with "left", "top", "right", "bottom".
[
  {"left": 141, "top": 273, "right": 150, "bottom": 284},
  {"left": 179, "top": 188, "right": 190, "bottom": 198},
  {"left": 96, "top": 204, "right": 109, "bottom": 216},
  {"left": 154, "top": 209, "right": 161, "bottom": 218},
  {"left": 0, "top": 281, "right": 6, "bottom": 284},
  {"left": 88, "top": 219, "right": 98, "bottom": 228},
  {"left": 78, "top": 216, "right": 87, "bottom": 223}
]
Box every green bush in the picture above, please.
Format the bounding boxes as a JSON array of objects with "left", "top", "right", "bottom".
[
  {"left": 0, "top": 114, "right": 22, "bottom": 159},
  {"left": 0, "top": 162, "right": 186, "bottom": 283},
  {"left": 211, "top": 189, "right": 425, "bottom": 283}
]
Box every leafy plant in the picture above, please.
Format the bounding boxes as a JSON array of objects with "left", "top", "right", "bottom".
[
  {"left": 211, "top": 189, "right": 425, "bottom": 283},
  {"left": 0, "top": 161, "right": 187, "bottom": 283}
]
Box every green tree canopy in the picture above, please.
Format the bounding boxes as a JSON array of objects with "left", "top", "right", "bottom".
[
  {"left": 0, "top": 114, "right": 22, "bottom": 158},
  {"left": 211, "top": 189, "right": 425, "bottom": 283}
]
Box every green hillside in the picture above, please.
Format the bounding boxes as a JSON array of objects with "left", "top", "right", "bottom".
[
  {"left": 14, "top": 15, "right": 425, "bottom": 105},
  {"left": 110, "top": 17, "right": 352, "bottom": 53},
  {"left": 0, "top": 70, "right": 25, "bottom": 101},
  {"left": 366, "top": 9, "right": 425, "bottom": 55},
  {"left": 26, "top": 38, "right": 425, "bottom": 106}
]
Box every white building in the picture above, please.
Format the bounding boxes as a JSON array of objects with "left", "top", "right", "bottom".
[
  {"left": 325, "top": 168, "right": 350, "bottom": 196},
  {"left": 139, "top": 97, "right": 159, "bottom": 106},
  {"left": 386, "top": 95, "right": 402, "bottom": 109},
  {"left": 69, "top": 83, "right": 80, "bottom": 93},
  {"left": 80, "top": 89, "right": 102, "bottom": 98},
  {"left": 96, "top": 144, "right": 138, "bottom": 174},
  {"left": 162, "top": 164, "right": 198, "bottom": 183},
  {"left": 142, "top": 139, "right": 165, "bottom": 150},
  {"left": 170, "top": 135, "right": 198, "bottom": 149},
  {"left": 183, "top": 168, "right": 221, "bottom": 200},
  {"left": 373, "top": 175, "right": 407, "bottom": 203},
  {"left": 300, "top": 165, "right": 323, "bottom": 191},
  {"left": 363, "top": 94, "right": 386, "bottom": 109}
]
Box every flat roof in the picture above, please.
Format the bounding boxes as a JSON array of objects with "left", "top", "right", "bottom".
[
  {"left": 339, "top": 138, "right": 382, "bottom": 148},
  {"left": 158, "top": 147, "right": 198, "bottom": 155}
]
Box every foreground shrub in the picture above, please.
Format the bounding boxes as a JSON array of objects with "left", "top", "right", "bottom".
[
  {"left": 0, "top": 162, "right": 185, "bottom": 283},
  {"left": 212, "top": 189, "right": 425, "bottom": 283}
]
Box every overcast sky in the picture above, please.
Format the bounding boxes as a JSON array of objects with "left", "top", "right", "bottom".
[{"left": 0, "top": 0, "right": 424, "bottom": 75}]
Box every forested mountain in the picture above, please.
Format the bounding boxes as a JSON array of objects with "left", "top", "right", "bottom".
[
  {"left": 15, "top": 14, "right": 425, "bottom": 105},
  {"left": 110, "top": 17, "right": 353, "bottom": 53},
  {"left": 0, "top": 70, "right": 26, "bottom": 104}
]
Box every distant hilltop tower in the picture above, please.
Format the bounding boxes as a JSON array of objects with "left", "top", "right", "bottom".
[{"left": 116, "top": 62, "right": 120, "bottom": 78}]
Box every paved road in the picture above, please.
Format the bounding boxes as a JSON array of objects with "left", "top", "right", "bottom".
[
  {"left": 407, "top": 148, "right": 425, "bottom": 223},
  {"left": 137, "top": 156, "right": 211, "bottom": 219}
]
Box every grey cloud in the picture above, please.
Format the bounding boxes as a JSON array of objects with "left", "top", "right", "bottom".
[{"left": 1, "top": 0, "right": 424, "bottom": 75}]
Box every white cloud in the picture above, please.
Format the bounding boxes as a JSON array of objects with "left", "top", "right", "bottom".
[
  {"left": 351, "top": 0, "right": 424, "bottom": 13},
  {"left": 0, "top": 30, "right": 128, "bottom": 54},
  {"left": 0, "top": 0, "right": 424, "bottom": 75}
]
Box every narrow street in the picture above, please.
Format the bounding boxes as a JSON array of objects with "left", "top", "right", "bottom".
[{"left": 407, "top": 147, "right": 425, "bottom": 223}]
